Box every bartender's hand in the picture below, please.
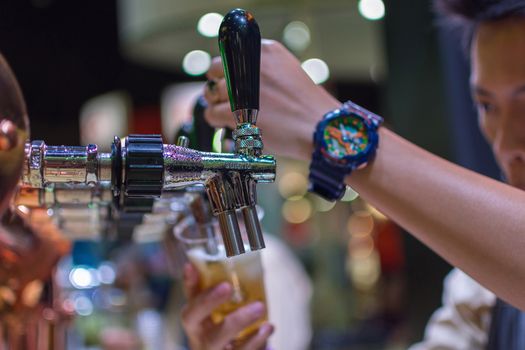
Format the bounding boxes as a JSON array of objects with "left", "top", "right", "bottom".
[
  {"left": 204, "top": 39, "right": 340, "bottom": 161},
  {"left": 181, "top": 263, "right": 273, "bottom": 350}
]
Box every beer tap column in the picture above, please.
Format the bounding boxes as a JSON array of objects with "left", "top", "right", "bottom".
[{"left": 218, "top": 8, "right": 267, "bottom": 251}]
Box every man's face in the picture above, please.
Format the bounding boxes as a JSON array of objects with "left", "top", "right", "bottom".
[{"left": 471, "top": 17, "right": 525, "bottom": 189}]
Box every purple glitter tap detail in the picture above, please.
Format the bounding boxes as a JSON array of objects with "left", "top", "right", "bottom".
[
  {"left": 163, "top": 145, "right": 202, "bottom": 166},
  {"left": 163, "top": 144, "right": 205, "bottom": 186}
]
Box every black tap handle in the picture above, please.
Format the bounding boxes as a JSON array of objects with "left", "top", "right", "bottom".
[{"left": 219, "top": 8, "right": 260, "bottom": 112}]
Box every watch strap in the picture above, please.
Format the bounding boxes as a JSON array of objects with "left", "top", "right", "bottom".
[{"left": 308, "top": 151, "right": 347, "bottom": 201}]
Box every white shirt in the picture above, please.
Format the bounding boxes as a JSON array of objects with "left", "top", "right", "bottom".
[
  {"left": 262, "top": 234, "right": 313, "bottom": 350},
  {"left": 409, "top": 268, "right": 496, "bottom": 350}
]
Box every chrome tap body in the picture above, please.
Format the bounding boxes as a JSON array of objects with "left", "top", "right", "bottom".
[{"left": 17, "top": 9, "right": 273, "bottom": 257}]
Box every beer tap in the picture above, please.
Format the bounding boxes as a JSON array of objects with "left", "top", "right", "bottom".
[
  {"left": 16, "top": 9, "right": 275, "bottom": 257},
  {"left": 215, "top": 8, "right": 266, "bottom": 252}
]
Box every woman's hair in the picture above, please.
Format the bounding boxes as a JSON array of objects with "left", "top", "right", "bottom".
[{"left": 434, "top": 0, "right": 525, "bottom": 51}]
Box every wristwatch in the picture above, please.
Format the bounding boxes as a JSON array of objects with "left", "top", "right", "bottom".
[{"left": 308, "top": 100, "right": 383, "bottom": 201}]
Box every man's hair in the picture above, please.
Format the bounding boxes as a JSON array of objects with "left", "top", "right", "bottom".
[{"left": 434, "top": 0, "right": 525, "bottom": 50}]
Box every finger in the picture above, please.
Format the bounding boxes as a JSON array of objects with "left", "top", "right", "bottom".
[
  {"left": 181, "top": 282, "right": 232, "bottom": 333},
  {"left": 183, "top": 263, "right": 200, "bottom": 299},
  {"left": 208, "top": 301, "right": 266, "bottom": 348},
  {"left": 204, "top": 102, "right": 236, "bottom": 129},
  {"left": 206, "top": 56, "right": 224, "bottom": 80},
  {"left": 238, "top": 323, "right": 274, "bottom": 350},
  {"left": 204, "top": 79, "right": 220, "bottom": 104},
  {"left": 204, "top": 78, "right": 228, "bottom": 104}
]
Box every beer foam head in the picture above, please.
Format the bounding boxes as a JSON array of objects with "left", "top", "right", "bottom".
[
  {"left": 187, "top": 244, "right": 263, "bottom": 276},
  {"left": 187, "top": 245, "right": 226, "bottom": 263},
  {"left": 187, "top": 244, "right": 260, "bottom": 261}
]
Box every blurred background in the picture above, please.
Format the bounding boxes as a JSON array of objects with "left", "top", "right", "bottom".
[{"left": 0, "top": 0, "right": 502, "bottom": 349}]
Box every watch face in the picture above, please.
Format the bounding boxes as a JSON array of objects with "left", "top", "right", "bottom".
[{"left": 322, "top": 114, "right": 370, "bottom": 161}]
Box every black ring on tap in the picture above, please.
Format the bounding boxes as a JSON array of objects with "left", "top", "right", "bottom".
[
  {"left": 124, "top": 134, "right": 164, "bottom": 203},
  {"left": 111, "top": 136, "right": 122, "bottom": 208}
]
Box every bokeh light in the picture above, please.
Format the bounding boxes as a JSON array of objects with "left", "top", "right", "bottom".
[
  {"left": 358, "top": 0, "right": 385, "bottom": 21},
  {"left": 197, "top": 13, "right": 223, "bottom": 37},
  {"left": 69, "top": 267, "right": 93, "bottom": 289},
  {"left": 347, "top": 210, "right": 374, "bottom": 236},
  {"left": 74, "top": 295, "right": 94, "bottom": 316},
  {"left": 282, "top": 197, "right": 312, "bottom": 224},
  {"left": 283, "top": 21, "right": 311, "bottom": 52},
  {"left": 212, "top": 128, "right": 225, "bottom": 153},
  {"left": 348, "top": 235, "right": 375, "bottom": 259},
  {"left": 341, "top": 187, "right": 359, "bottom": 202},
  {"left": 301, "top": 58, "right": 330, "bottom": 84},
  {"left": 182, "top": 50, "right": 211, "bottom": 76},
  {"left": 347, "top": 251, "right": 381, "bottom": 290},
  {"left": 278, "top": 171, "right": 308, "bottom": 198},
  {"left": 97, "top": 262, "right": 116, "bottom": 285}
]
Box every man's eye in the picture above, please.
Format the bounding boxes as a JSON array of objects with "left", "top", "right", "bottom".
[{"left": 476, "top": 101, "right": 495, "bottom": 114}]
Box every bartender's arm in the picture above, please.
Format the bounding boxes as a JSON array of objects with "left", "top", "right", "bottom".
[{"left": 204, "top": 40, "right": 525, "bottom": 310}]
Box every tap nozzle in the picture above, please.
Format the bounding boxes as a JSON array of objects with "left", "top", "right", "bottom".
[
  {"left": 205, "top": 174, "right": 244, "bottom": 257},
  {"left": 230, "top": 172, "right": 265, "bottom": 251},
  {"left": 242, "top": 205, "right": 265, "bottom": 250}
]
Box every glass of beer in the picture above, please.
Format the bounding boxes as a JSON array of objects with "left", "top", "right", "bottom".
[{"left": 174, "top": 217, "right": 267, "bottom": 342}]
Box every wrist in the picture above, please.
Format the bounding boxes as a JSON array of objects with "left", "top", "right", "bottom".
[{"left": 297, "top": 91, "right": 340, "bottom": 161}]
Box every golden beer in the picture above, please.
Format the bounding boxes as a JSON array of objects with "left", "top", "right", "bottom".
[{"left": 187, "top": 245, "right": 267, "bottom": 341}]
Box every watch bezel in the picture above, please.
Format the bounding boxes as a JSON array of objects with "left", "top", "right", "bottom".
[{"left": 313, "top": 107, "right": 379, "bottom": 170}]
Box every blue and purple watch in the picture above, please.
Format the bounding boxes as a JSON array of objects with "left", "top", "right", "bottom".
[{"left": 308, "top": 100, "right": 383, "bottom": 201}]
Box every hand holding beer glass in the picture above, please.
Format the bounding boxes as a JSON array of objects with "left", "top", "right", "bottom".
[{"left": 177, "top": 215, "right": 273, "bottom": 349}]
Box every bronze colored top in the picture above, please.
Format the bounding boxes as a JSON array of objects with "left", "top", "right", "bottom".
[
  {"left": 0, "top": 53, "right": 29, "bottom": 216},
  {"left": 0, "top": 54, "right": 28, "bottom": 131}
]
